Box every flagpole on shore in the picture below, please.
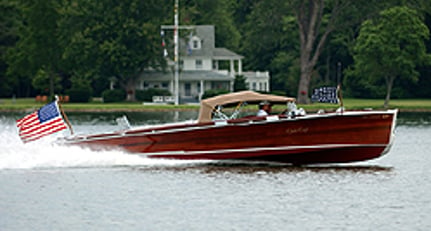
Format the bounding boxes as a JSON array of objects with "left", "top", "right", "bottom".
[
  {"left": 173, "top": 0, "right": 179, "bottom": 105},
  {"left": 336, "top": 62, "right": 344, "bottom": 113},
  {"left": 161, "top": 0, "right": 195, "bottom": 105}
]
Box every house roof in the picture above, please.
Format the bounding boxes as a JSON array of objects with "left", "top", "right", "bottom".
[
  {"left": 213, "top": 48, "right": 243, "bottom": 59},
  {"left": 179, "top": 25, "right": 242, "bottom": 60}
]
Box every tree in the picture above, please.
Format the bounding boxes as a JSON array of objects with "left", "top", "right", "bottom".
[
  {"left": 0, "top": 0, "right": 20, "bottom": 97},
  {"left": 241, "top": 0, "right": 291, "bottom": 72},
  {"left": 182, "top": 0, "right": 240, "bottom": 50},
  {"left": 239, "top": 0, "right": 300, "bottom": 94},
  {"left": 350, "top": 6, "right": 430, "bottom": 108},
  {"left": 233, "top": 75, "right": 247, "bottom": 91},
  {"left": 60, "top": 0, "right": 169, "bottom": 101},
  {"left": 289, "top": 0, "right": 388, "bottom": 103},
  {"left": 6, "top": 0, "right": 63, "bottom": 98}
]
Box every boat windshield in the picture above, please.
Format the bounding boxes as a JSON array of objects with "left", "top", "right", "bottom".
[
  {"left": 199, "top": 91, "right": 295, "bottom": 122},
  {"left": 212, "top": 102, "right": 247, "bottom": 121}
]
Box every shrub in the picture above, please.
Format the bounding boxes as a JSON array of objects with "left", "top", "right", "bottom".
[
  {"left": 136, "top": 88, "right": 171, "bottom": 102},
  {"left": 67, "top": 86, "right": 93, "bottom": 102},
  {"left": 102, "top": 89, "right": 126, "bottom": 102}
]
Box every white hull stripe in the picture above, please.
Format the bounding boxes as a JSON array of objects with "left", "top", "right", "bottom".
[{"left": 140, "top": 143, "right": 388, "bottom": 157}]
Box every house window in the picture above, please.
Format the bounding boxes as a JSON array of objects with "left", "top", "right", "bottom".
[
  {"left": 252, "top": 82, "right": 256, "bottom": 90},
  {"left": 185, "top": 83, "right": 191, "bottom": 96},
  {"left": 196, "top": 60, "right": 202, "bottom": 69},
  {"left": 193, "top": 40, "right": 199, "bottom": 49}
]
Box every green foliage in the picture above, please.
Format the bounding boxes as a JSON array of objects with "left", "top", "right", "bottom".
[
  {"left": 241, "top": 1, "right": 292, "bottom": 72},
  {"left": 183, "top": 0, "right": 240, "bottom": 50},
  {"left": 102, "top": 89, "right": 126, "bottom": 103},
  {"left": 202, "top": 89, "right": 229, "bottom": 99},
  {"left": 67, "top": 75, "right": 93, "bottom": 102},
  {"left": 0, "top": 0, "right": 21, "bottom": 97},
  {"left": 67, "top": 87, "right": 92, "bottom": 103},
  {"left": 67, "top": 86, "right": 92, "bottom": 102},
  {"left": 270, "top": 52, "right": 300, "bottom": 95},
  {"left": 348, "top": 6, "right": 430, "bottom": 104},
  {"left": 6, "top": 0, "right": 63, "bottom": 98},
  {"left": 270, "top": 90, "right": 288, "bottom": 96},
  {"left": 233, "top": 75, "right": 247, "bottom": 92},
  {"left": 60, "top": 0, "right": 169, "bottom": 100},
  {"left": 32, "top": 68, "right": 62, "bottom": 94},
  {"left": 1, "top": 0, "right": 431, "bottom": 101},
  {"left": 135, "top": 88, "right": 171, "bottom": 102}
]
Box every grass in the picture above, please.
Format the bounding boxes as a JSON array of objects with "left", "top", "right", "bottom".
[
  {"left": 1, "top": 97, "right": 431, "bottom": 112},
  {"left": 0, "top": 98, "right": 198, "bottom": 112},
  {"left": 300, "top": 98, "right": 431, "bottom": 112}
]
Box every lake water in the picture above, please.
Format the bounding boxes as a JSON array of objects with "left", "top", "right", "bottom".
[{"left": 1, "top": 111, "right": 431, "bottom": 230}]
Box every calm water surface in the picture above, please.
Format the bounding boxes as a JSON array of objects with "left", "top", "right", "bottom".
[{"left": 1, "top": 111, "right": 430, "bottom": 230}]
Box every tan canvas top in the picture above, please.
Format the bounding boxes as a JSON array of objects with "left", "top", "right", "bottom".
[{"left": 197, "top": 91, "right": 295, "bottom": 123}]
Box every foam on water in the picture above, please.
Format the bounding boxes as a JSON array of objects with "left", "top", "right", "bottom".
[{"left": 0, "top": 118, "right": 208, "bottom": 170}]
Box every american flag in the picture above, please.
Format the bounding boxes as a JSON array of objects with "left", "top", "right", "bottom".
[
  {"left": 16, "top": 101, "right": 68, "bottom": 143},
  {"left": 311, "top": 86, "right": 339, "bottom": 104}
]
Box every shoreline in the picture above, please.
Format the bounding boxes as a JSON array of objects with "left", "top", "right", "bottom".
[{"left": 1, "top": 107, "right": 431, "bottom": 113}]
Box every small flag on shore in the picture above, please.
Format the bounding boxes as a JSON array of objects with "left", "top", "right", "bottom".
[
  {"left": 16, "top": 100, "right": 67, "bottom": 143},
  {"left": 311, "top": 86, "right": 339, "bottom": 104},
  {"left": 186, "top": 32, "right": 193, "bottom": 55}
]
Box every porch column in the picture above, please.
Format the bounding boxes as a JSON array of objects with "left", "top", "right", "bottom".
[
  {"left": 238, "top": 59, "right": 242, "bottom": 75},
  {"left": 170, "top": 79, "right": 174, "bottom": 94},
  {"left": 230, "top": 59, "right": 234, "bottom": 77},
  {"left": 199, "top": 80, "right": 204, "bottom": 101},
  {"left": 139, "top": 80, "right": 144, "bottom": 90}
]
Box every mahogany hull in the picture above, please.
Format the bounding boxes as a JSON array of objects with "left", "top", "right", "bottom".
[{"left": 65, "top": 110, "right": 397, "bottom": 164}]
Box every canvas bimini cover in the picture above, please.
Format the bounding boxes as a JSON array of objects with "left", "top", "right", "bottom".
[{"left": 198, "top": 91, "right": 295, "bottom": 123}]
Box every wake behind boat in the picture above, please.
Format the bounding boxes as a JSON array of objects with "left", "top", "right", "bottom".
[{"left": 62, "top": 91, "right": 398, "bottom": 165}]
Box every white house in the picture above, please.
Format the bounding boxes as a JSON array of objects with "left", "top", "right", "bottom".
[{"left": 138, "top": 25, "right": 270, "bottom": 103}]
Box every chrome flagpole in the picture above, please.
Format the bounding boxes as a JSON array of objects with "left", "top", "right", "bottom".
[{"left": 56, "top": 95, "right": 74, "bottom": 135}]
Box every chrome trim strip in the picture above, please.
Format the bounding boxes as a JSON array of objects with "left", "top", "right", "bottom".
[{"left": 71, "top": 110, "right": 398, "bottom": 143}]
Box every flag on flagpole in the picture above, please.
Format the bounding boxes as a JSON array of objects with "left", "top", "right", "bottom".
[
  {"left": 161, "top": 30, "right": 168, "bottom": 57},
  {"left": 16, "top": 100, "right": 68, "bottom": 143},
  {"left": 311, "top": 86, "right": 339, "bottom": 104}
]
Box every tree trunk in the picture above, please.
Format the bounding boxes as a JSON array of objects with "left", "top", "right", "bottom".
[
  {"left": 384, "top": 75, "right": 395, "bottom": 109},
  {"left": 49, "top": 70, "right": 54, "bottom": 101},
  {"left": 125, "top": 78, "right": 136, "bottom": 102},
  {"left": 295, "top": 0, "right": 333, "bottom": 104},
  {"left": 297, "top": 65, "right": 313, "bottom": 104}
]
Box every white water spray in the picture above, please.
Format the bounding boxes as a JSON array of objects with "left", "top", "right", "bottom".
[{"left": 0, "top": 118, "right": 207, "bottom": 170}]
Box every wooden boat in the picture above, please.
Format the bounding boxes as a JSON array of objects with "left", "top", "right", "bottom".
[{"left": 63, "top": 91, "right": 398, "bottom": 165}]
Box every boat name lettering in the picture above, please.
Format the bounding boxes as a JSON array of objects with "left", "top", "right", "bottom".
[{"left": 285, "top": 127, "right": 309, "bottom": 135}]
